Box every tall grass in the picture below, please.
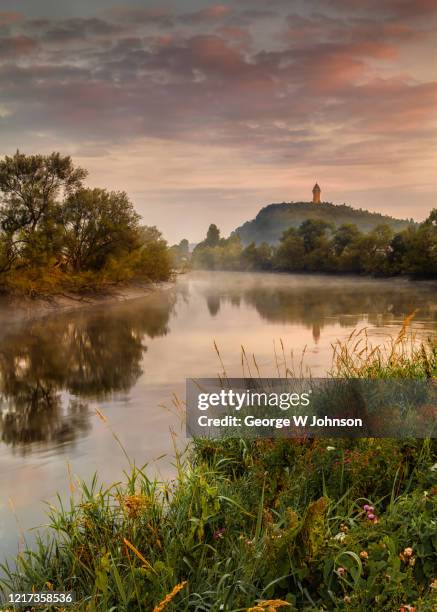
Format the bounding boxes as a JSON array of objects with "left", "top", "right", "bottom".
[
  {"left": 0, "top": 328, "right": 436, "bottom": 611},
  {"left": 332, "top": 319, "right": 436, "bottom": 379}
]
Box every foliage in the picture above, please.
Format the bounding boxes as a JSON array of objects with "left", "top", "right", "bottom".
[
  {"left": 235, "top": 201, "right": 415, "bottom": 246},
  {"left": 191, "top": 212, "right": 437, "bottom": 278},
  {"left": 169, "top": 238, "right": 190, "bottom": 269},
  {"left": 0, "top": 152, "right": 171, "bottom": 295}
]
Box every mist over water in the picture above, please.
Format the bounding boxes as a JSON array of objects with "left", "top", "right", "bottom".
[{"left": 0, "top": 271, "right": 436, "bottom": 566}]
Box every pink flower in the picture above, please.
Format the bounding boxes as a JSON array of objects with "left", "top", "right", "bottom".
[
  {"left": 367, "top": 513, "right": 375, "bottom": 520},
  {"left": 213, "top": 527, "right": 226, "bottom": 540},
  {"left": 363, "top": 504, "right": 370, "bottom": 511}
]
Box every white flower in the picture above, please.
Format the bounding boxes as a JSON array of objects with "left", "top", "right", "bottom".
[
  {"left": 334, "top": 532, "right": 346, "bottom": 541},
  {"left": 326, "top": 446, "right": 336, "bottom": 451},
  {"left": 430, "top": 463, "right": 437, "bottom": 471}
]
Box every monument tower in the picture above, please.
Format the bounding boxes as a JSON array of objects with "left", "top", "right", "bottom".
[{"left": 312, "top": 183, "right": 321, "bottom": 204}]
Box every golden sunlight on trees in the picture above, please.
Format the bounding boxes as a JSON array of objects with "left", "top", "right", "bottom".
[{"left": 0, "top": 152, "right": 171, "bottom": 295}]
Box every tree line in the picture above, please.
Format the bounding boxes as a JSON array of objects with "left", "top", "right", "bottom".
[
  {"left": 0, "top": 152, "right": 171, "bottom": 294},
  {"left": 191, "top": 213, "right": 437, "bottom": 278}
]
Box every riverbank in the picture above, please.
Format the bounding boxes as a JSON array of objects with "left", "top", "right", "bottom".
[{"left": 0, "top": 279, "right": 175, "bottom": 326}]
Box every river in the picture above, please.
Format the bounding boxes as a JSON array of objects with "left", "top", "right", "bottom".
[{"left": 0, "top": 271, "right": 436, "bottom": 567}]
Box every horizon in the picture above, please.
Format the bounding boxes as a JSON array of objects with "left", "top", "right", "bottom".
[{"left": 1, "top": 0, "right": 436, "bottom": 242}]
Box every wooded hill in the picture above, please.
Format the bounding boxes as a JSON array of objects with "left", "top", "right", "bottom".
[{"left": 234, "top": 201, "right": 415, "bottom": 246}]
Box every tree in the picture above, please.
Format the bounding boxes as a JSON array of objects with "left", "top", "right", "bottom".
[
  {"left": 62, "top": 188, "right": 140, "bottom": 271},
  {"left": 298, "top": 219, "right": 332, "bottom": 253},
  {"left": 401, "top": 211, "right": 437, "bottom": 277},
  {"left": 333, "top": 224, "right": 361, "bottom": 256},
  {"left": 242, "top": 242, "right": 273, "bottom": 271},
  {"left": 179, "top": 239, "right": 189, "bottom": 257},
  {"left": 0, "top": 151, "right": 86, "bottom": 232},
  {"left": 359, "top": 224, "right": 394, "bottom": 275},
  {"left": 205, "top": 224, "right": 220, "bottom": 247},
  {"left": 169, "top": 238, "right": 190, "bottom": 268},
  {"left": 0, "top": 152, "right": 87, "bottom": 266},
  {"left": 274, "top": 228, "right": 305, "bottom": 271}
]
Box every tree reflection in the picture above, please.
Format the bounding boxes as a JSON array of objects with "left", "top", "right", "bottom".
[
  {"left": 198, "top": 275, "right": 437, "bottom": 342},
  {"left": 241, "top": 283, "right": 437, "bottom": 338},
  {"left": 0, "top": 292, "right": 175, "bottom": 450}
]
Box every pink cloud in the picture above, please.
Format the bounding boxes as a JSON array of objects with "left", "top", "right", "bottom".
[
  {"left": 198, "top": 5, "right": 233, "bottom": 20},
  {"left": 0, "top": 11, "right": 23, "bottom": 26}
]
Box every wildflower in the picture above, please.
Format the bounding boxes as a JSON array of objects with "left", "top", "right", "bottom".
[
  {"left": 399, "top": 547, "right": 415, "bottom": 565},
  {"left": 334, "top": 532, "right": 346, "bottom": 541},
  {"left": 336, "top": 566, "right": 346, "bottom": 577},
  {"left": 430, "top": 463, "right": 437, "bottom": 471},
  {"left": 247, "top": 600, "right": 290, "bottom": 611},
  {"left": 153, "top": 581, "right": 188, "bottom": 612},
  {"left": 326, "top": 446, "right": 336, "bottom": 451},
  {"left": 120, "top": 493, "right": 150, "bottom": 519},
  {"left": 213, "top": 527, "right": 226, "bottom": 540},
  {"left": 359, "top": 550, "right": 369, "bottom": 560},
  {"left": 362, "top": 504, "right": 378, "bottom": 522},
  {"left": 340, "top": 523, "right": 349, "bottom": 533},
  {"left": 431, "top": 578, "right": 437, "bottom": 589},
  {"left": 344, "top": 595, "right": 352, "bottom": 604}
]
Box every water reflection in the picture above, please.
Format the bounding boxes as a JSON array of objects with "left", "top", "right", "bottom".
[
  {"left": 0, "top": 293, "right": 175, "bottom": 450},
  {"left": 193, "top": 273, "right": 437, "bottom": 342},
  {"left": 0, "top": 273, "right": 435, "bottom": 452}
]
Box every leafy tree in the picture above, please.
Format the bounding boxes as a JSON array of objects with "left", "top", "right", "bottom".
[
  {"left": 332, "top": 224, "right": 362, "bottom": 256},
  {"left": 298, "top": 219, "right": 333, "bottom": 253},
  {"left": 0, "top": 152, "right": 87, "bottom": 267},
  {"left": 205, "top": 224, "right": 220, "bottom": 247},
  {"left": 179, "top": 238, "right": 189, "bottom": 257},
  {"left": 62, "top": 188, "right": 140, "bottom": 271},
  {"left": 274, "top": 228, "right": 305, "bottom": 271},
  {"left": 0, "top": 152, "right": 172, "bottom": 293},
  {"left": 0, "top": 151, "right": 86, "bottom": 233},
  {"left": 241, "top": 242, "right": 272, "bottom": 271},
  {"left": 169, "top": 238, "right": 190, "bottom": 268},
  {"left": 401, "top": 210, "right": 437, "bottom": 277},
  {"left": 135, "top": 225, "right": 171, "bottom": 281},
  {"left": 359, "top": 224, "right": 394, "bottom": 275}
]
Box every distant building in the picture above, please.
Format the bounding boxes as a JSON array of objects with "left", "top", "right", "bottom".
[{"left": 312, "top": 183, "right": 321, "bottom": 204}]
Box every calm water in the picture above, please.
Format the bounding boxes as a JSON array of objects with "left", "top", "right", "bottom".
[{"left": 0, "top": 271, "right": 436, "bottom": 566}]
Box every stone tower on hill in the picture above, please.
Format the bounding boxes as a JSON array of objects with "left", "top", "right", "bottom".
[{"left": 312, "top": 183, "right": 321, "bottom": 204}]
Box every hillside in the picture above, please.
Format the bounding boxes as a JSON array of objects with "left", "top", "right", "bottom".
[{"left": 234, "top": 201, "right": 415, "bottom": 246}]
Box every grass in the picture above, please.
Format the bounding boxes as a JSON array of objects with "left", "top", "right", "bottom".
[{"left": 0, "top": 328, "right": 436, "bottom": 611}]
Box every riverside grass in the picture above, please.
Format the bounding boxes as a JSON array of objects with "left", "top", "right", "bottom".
[{"left": 0, "top": 328, "right": 436, "bottom": 611}]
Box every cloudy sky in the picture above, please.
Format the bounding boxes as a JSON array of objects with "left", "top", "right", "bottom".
[{"left": 0, "top": 0, "right": 436, "bottom": 242}]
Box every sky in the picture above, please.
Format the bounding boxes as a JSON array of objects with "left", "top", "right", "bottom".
[{"left": 0, "top": 0, "right": 436, "bottom": 243}]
